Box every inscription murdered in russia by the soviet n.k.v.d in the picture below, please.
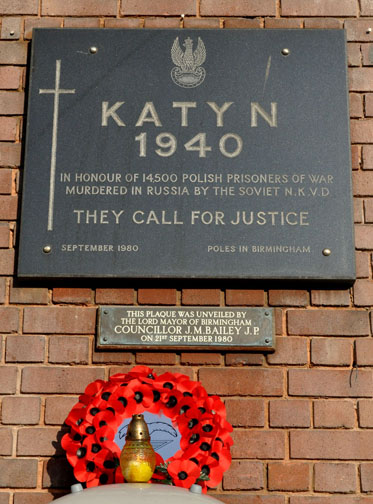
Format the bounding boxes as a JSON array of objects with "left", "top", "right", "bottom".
[{"left": 18, "top": 29, "right": 355, "bottom": 282}]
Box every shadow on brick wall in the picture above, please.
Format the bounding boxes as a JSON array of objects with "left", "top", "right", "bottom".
[{"left": 46, "top": 428, "right": 76, "bottom": 499}]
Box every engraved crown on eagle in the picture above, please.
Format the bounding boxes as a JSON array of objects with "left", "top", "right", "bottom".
[{"left": 171, "top": 36, "right": 206, "bottom": 88}]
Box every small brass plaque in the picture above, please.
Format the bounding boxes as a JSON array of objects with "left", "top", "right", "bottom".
[{"left": 97, "top": 306, "right": 275, "bottom": 351}]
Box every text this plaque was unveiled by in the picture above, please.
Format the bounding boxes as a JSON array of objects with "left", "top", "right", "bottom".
[
  {"left": 97, "top": 307, "right": 275, "bottom": 351},
  {"left": 18, "top": 29, "right": 355, "bottom": 282}
]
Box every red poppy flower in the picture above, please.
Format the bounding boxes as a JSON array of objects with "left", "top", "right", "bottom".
[{"left": 167, "top": 459, "right": 200, "bottom": 489}]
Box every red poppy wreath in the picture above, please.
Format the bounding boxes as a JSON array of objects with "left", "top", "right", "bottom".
[{"left": 62, "top": 366, "right": 233, "bottom": 491}]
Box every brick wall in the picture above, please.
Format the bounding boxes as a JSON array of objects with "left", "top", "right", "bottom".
[{"left": 1, "top": 0, "right": 373, "bottom": 503}]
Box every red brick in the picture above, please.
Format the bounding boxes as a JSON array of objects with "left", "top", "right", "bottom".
[
  {"left": 282, "top": 0, "right": 356, "bottom": 16},
  {"left": 289, "top": 497, "right": 363, "bottom": 504},
  {"left": 356, "top": 339, "right": 373, "bottom": 366},
  {"left": 17, "top": 427, "right": 62, "bottom": 456},
  {"left": 49, "top": 336, "right": 89, "bottom": 364},
  {"left": 314, "top": 462, "right": 356, "bottom": 492},
  {"left": 95, "top": 288, "right": 134, "bottom": 304},
  {"left": 265, "top": 18, "right": 302, "bottom": 28},
  {"left": 201, "top": 0, "right": 276, "bottom": 16},
  {"left": 0, "top": 17, "right": 21, "bottom": 40},
  {"left": 267, "top": 337, "right": 308, "bottom": 365},
  {"left": 92, "top": 350, "right": 133, "bottom": 364},
  {"left": 223, "top": 460, "right": 264, "bottom": 490},
  {"left": 0, "top": 42, "right": 27, "bottom": 65},
  {"left": 361, "top": 0, "right": 373, "bottom": 15},
  {"left": 232, "top": 430, "right": 285, "bottom": 459},
  {"left": 144, "top": 17, "right": 181, "bottom": 28},
  {"left": 351, "top": 144, "right": 361, "bottom": 169},
  {"left": 21, "top": 367, "right": 105, "bottom": 394},
  {"left": 225, "top": 353, "right": 264, "bottom": 366},
  {"left": 10, "top": 287, "right": 48, "bottom": 304},
  {"left": 23, "top": 306, "right": 96, "bottom": 333},
  {"left": 0, "top": 195, "right": 17, "bottom": 219},
  {"left": 269, "top": 290, "right": 308, "bottom": 307},
  {"left": 314, "top": 400, "right": 355, "bottom": 428},
  {"left": 226, "top": 289, "right": 265, "bottom": 306},
  {"left": 304, "top": 17, "right": 343, "bottom": 28},
  {"left": 311, "top": 289, "right": 350, "bottom": 306},
  {"left": 0, "top": 306, "right": 18, "bottom": 332},
  {"left": 356, "top": 225, "right": 373, "bottom": 248},
  {"left": 345, "top": 19, "right": 373, "bottom": 42},
  {"left": 13, "top": 494, "right": 53, "bottom": 504},
  {"left": 0, "top": 90, "right": 24, "bottom": 115},
  {"left": 311, "top": 338, "right": 352, "bottom": 366},
  {"left": 0, "top": 366, "right": 17, "bottom": 393},
  {"left": 1, "top": 396, "right": 41, "bottom": 424},
  {"left": 360, "top": 399, "right": 373, "bottom": 428},
  {"left": 0, "top": 117, "right": 17, "bottom": 141},
  {"left": 362, "top": 464, "right": 373, "bottom": 493},
  {"left": 42, "top": 457, "right": 74, "bottom": 488},
  {"left": 182, "top": 289, "right": 220, "bottom": 305},
  {"left": 24, "top": 17, "right": 63, "bottom": 39},
  {"left": 354, "top": 279, "right": 373, "bottom": 306},
  {"left": 52, "top": 287, "right": 92, "bottom": 304},
  {"left": 0, "top": 277, "right": 6, "bottom": 302},
  {"left": 350, "top": 92, "right": 364, "bottom": 117},
  {"left": 0, "top": 248, "right": 14, "bottom": 274},
  {"left": 0, "top": 459, "right": 37, "bottom": 488},
  {"left": 268, "top": 462, "right": 310, "bottom": 491},
  {"left": 367, "top": 94, "right": 373, "bottom": 117},
  {"left": 351, "top": 119, "right": 373, "bottom": 143},
  {"left": 291, "top": 430, "right": 373, "bottom": 460},
  {"left": 356, "top": 251, "right": 370, "bottom": 278},
  {"left": 138, "top": 288, "right": 177, "bottom": 305},
  {"left": 180, "top": 352, "right": 222, "bottom": 365},
  {"left": 0, "top": 142, "right": 21, "bottom": 166},
  {"left": 199, "top": 368, "right": 283, "bottom": 396},
  {"left": 362, "top": 44, "right": 373, "bottom": 66},
  {"left": 135, "top": 352, "right": 177, "bottom": 365},
  {"left": 0, "top": 493, "right": 10, "bottom": 504},
  {"left": 224, "top": 18, "right": 262, "bottom": 28},
  {"left": 104, "top": 18, "right": 143, "bottom": 28},
  {"left": 121, "top": 0, "right": 195, "bottom": 15},
  {"left": 225, "top": 398, "right": 265, "bottom": 427},
  {"left": 289, "top": 369, "right": 372, "bottom": 397},
  {"left": 269, "top": 399, "right": 310, "bottom": 428},
  {"left": 183, "top": 18, "right": 220, "bottom": 28},
  {"left": 349, "top": 69, "right": 373, "bottom": 91},
  {"left": 355, "top": 198, "right": 363, "bottom": 223},
  {"left": 0, "top": 428, "right": 12, "bottom": 455},
  {"left": 216, "top": 497, "right": 284, "bottom": 504},
  {"left": 64, "top": 17, "right": 101, "bottom": 28},
  {"left": 0, "top": 67, "right": 23, "bottom": 90},
  {"left": 42, "top": 0, "right": 117, "bottom": 16},
  {"left": 45, "top": 396, "right": 78, "bottom": 425},
  {"left": 0, "top": 0, "right": 38, "bottom": 14},
  {"left": 0, "top": 169, "right": 12, "bottom": 194},
  {"left": 348, "top": 43, "right": 361, "bottom": 67},
  {"left": 6, "top": 335, "right": 45, "bottom": 362},
  {"left": 287, "top": 309, "right": 370, "bottom": 335},
  {"left": 363, "top": 145, "right": 373, "bottom": 169}
]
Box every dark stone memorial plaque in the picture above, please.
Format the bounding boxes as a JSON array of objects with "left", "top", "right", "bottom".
[
  {"left": 18, "top": 29, "right": 355, "bottom": 282},
  {"left": 97, "top": 306, "right": 274, "bottom": 351}
]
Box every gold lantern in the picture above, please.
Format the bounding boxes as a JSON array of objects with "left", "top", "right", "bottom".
[{"left": 120, "top": 414, "right": 156, "bottom": 483}]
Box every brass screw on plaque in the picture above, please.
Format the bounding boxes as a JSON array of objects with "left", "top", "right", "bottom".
[
  {"left": 90, "top": 46, "right": 98, "bottom": 54},
  {"left": 322, "top": 248, "right": 331, "bottom": 256},
  {"left": 282, "top": 48, "right": 290, "bottom": 56},
  {"left": 367, "top": 28, "right": 372, "bottom": 34},
  {"left": 43, "top": 245, "right": 52, "bottom": 254}
]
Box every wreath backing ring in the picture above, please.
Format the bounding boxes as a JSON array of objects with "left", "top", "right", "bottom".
[{"left": 62, "top": 366, "right": 233, "bottom": 491}]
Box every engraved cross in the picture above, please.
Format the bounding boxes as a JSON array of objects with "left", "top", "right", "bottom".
[{"left": 39, "top": 59, "right": 75, "bottom": 231}]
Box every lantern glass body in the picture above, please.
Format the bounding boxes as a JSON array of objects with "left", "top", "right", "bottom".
[{"left": 120, "top": 439, "right": 156, "bottom": 483}]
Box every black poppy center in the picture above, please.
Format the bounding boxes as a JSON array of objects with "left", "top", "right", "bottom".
[
  {"left": 153, "top": 390, "right": 160, "bottom": 402},
  {"left": 178, "top": 471, "right": 188, "bottom": 481},
  {"left": 180, "top": 405, "right": 190, "bottom": 415},
  {"left": 163, "top": 382, "right": 173, "bottom": 389},
  {"left": 200, "top": 442, "right": 211, "bottom": 451},
  {"left": 189, "top": 433, "right": 200, "bottom": 444},
  {"left": 76, "top": 447, "right": 86, "bottom": 458},
  {"left": 91, "top": 443, "right": 101, "bottom": 453},
  {"left": 99, "top": 421, "right": 107, "bottom": 428},
  {"left": 99, "top": 474, "right": 109, "bottom": 484},
  {"left": 106, "top": 407, "right": 115, "bottom": 414},
  {"left": 73, "top": 434, "right": 82, "bottom": 441},
  {"left": 90, "top": 407, "right": 100, "bottom": 416},
  {"left": 166, "top": 396, "right": 177, "bottom": 408},
  {"left": 201, "top": 465, "right": 210, "bottom": 476},
  {"left": 211, "top": 452, "right": 220, "bottom": 461},
  {"left": 118, "top": 397, "right": 127, "bottom": 407},
  {"left": 101, "top": 392, "right": 111, "bottom": 401},
  {"left": 202, "top": 424, "right": 213, "bottom": 432},
  {"left": 86, "top": 461, "right": 95, "bottom": 472},
  {"left": 183, "top": 392, "right": 193, "bottom": 397},
  {"left": 134, "top": 392, "right": 143, "bottom": 403},
  {"left": 188, "top": 418, "right": 198, "bottom": 429},
  {"left": 190, "top": 457, "right": 199, "bottom": 465},
  {"left": 103, "top": 460, "right": 115, "bottom": 469},
  {"left": 198, "top": 407, "right": 206, "bottom": 414},
  {"left": 85, "top": 426, "right": 95, "bottom": 434}
]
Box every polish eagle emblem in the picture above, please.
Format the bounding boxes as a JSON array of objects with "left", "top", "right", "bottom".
[{"left": 171, "top": 36, "right": 206, "bottom": 88}]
